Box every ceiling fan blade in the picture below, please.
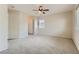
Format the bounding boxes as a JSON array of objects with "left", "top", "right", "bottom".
[{"left": 43, "top": 9, "right": 49, "bottom": 11}]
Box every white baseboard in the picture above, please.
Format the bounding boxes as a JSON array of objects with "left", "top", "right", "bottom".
[
  {"left": 37, "top": 33, "right": 72, "bottom": 39},
  {"left": 8, "top": 33, "right": 28, "bottom": 39},
  {"left": 0, "top": 46, "right": 8, "bottom": 52}
]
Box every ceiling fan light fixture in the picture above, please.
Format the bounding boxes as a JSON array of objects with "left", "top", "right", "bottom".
[
  {"left": 38, "top": 11, "right": 42, "bottom": 14},
  {"left": 43, "top": 12, "right": 45, "bottom": 14},
  {"left": 33, "top": 5, "right": 49, "bottom": 14}
]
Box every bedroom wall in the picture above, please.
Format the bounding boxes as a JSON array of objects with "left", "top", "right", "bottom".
[
  {"left": 37, "top": 11, "right": 73, "bottom": 38},
  {"left": 19, "top": 12, "right": 28, "bottom": 38},
  {"left": 0, "top": 5, "right": 8, "bottom": 51},
  {"left": 8, "top": 10, "right": 19, "bottom": 39},
  {"left": 73, "top": 5, "right": 79, "bottom": 51},
  {"left": 8, "top": 10, "right": 28, "bottom": 39}
]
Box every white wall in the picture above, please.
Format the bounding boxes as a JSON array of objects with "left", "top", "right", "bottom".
[
  {"left": 8, "top": 10, "right": 19, "bottom": 39},
  {"left": 37, "top": 11, "right": 73, "bottom": 38},
  {"left": 0, "top": 5, "right": 8, "bottom": 51},
  {"left": 8, "top": 10, "right": 28, "bottom": 39},
  {"left": 19, "top": 12, "right": 28, "bottom": 38},
  {"left": 73, "top": 5, "right": 79, "bottom": 51}
]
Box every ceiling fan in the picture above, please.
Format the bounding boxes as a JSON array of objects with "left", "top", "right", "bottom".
[{"left": 33, "top": 5, "right": 49, "bottom": 14}]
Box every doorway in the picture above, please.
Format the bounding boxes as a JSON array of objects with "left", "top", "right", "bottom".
[{"left": 28, "top": 16, "right": 35, "bottom": 35}]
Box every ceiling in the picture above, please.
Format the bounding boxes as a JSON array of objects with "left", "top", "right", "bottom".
[{"left": 8, "top": 4, "right": 75, "bottom": 16}]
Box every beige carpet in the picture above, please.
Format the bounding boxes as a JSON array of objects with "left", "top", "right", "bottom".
[{"left": 0, "top": 35, "right": 79, "bottom": 54}]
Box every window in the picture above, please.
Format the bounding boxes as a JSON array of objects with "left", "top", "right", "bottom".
[{"left": 38, "top": 17, "right": 45, "bottom": 29}]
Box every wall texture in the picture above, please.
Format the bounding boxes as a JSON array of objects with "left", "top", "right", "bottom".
[
  {"left": 0, "top": 5, "right": 8, "bottom": 51},
  {"left": 37, "top": 11, "right": 73, "bottom": 38},
  {"left": 19, "top": 12, "right": 28, "bottom": 38},
  {"left": 8, "top": 10, "right": 19, "bottom": 39},
  {"left": 73, "top": 5, "right": 79, "bottom": 51},
  {"left": 8, "top": 10, "right": 28, "bottom": 39}
]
